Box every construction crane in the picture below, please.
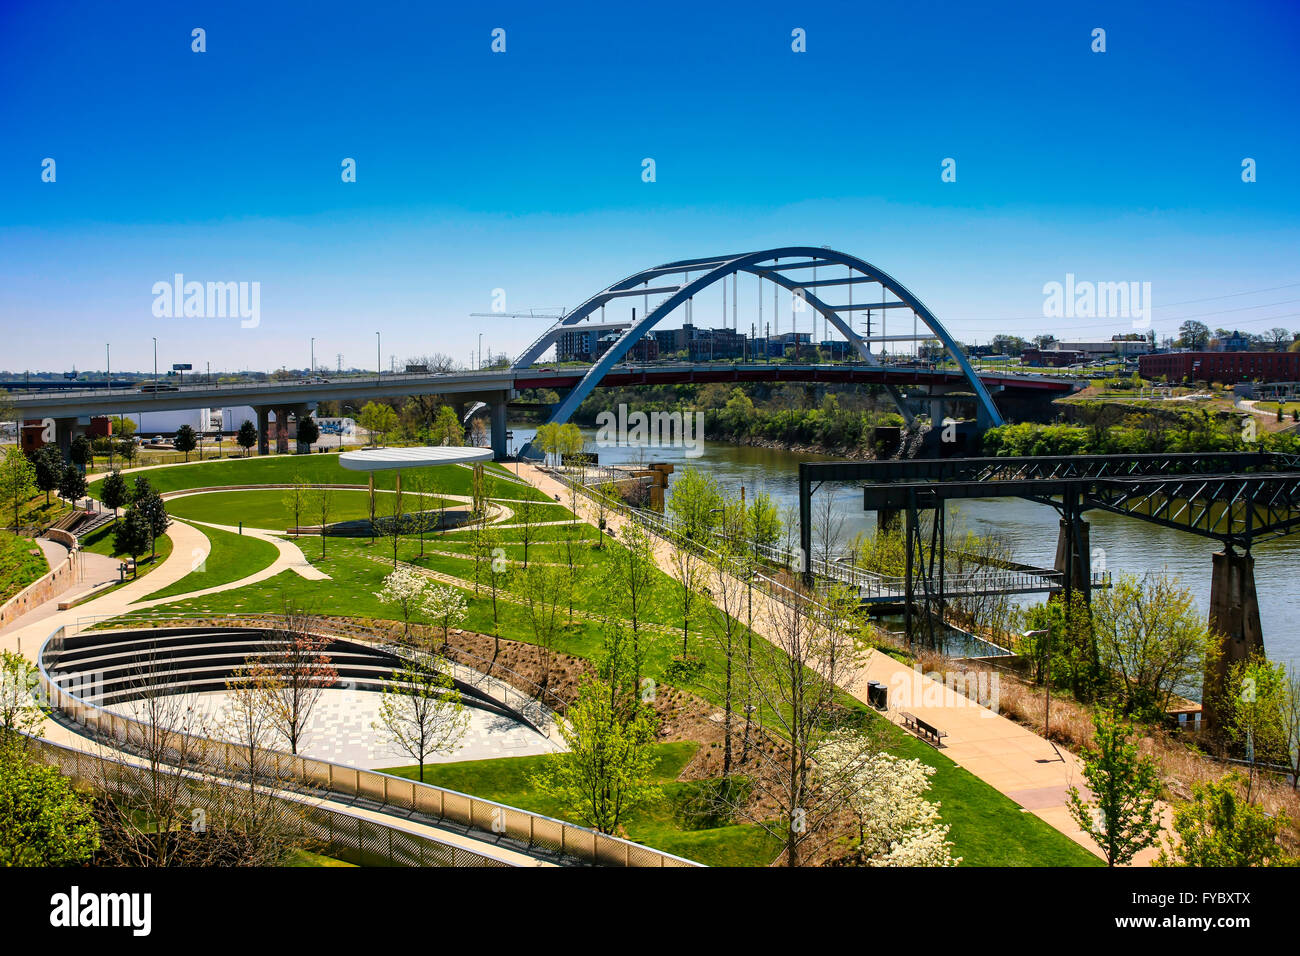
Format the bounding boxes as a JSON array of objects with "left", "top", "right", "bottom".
[{"left": 468, "top": 307, "right": 568, "bottom": 320}]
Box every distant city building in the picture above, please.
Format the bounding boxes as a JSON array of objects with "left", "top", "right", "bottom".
[
  {"left": 1213, "top": 330, "right": 1252, "bottom": 352},
  {"left": 1021, "top": 347, "right": 1086, "bottom": 367},
  {"left": 652, "top": 323, "right": 745, "bottom": 360},
  {"left": 1057, "top": 339, "right": 1152, "bottom": 358},
  {"left": 1139, "top": 350, "right": 1300, "bottom": 383},
  {"left": 594, "top": 332, "right": 658, "bottom": 362},
  {"left": 556, "top": 321, "right": 633, "bottom": 362}
]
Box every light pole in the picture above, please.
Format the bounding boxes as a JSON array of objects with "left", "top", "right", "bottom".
[
  {"left": 311, "top": 337, "right": 315, "bottom": 376},
  {"left": 1023, "top": 628, "right": 1053, "bottom": 738},
  {"left": 376, "top": 332, "right": 381, "bottom": 382},
  {"left": 152, "top": 337, "right": 158, "bottom": 396}
]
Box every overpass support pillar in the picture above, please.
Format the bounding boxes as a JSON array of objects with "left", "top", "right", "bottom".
[
  {"left": 273, "top": 407, "right": 291, "bottom": 454},
  {"left": 55, "top": 417, "right": 77, "bottom": 461},
  {"left": 1202, "top": 548, "right": 1264, "bottom": 731},
  {"left": 929, "top": 397, "right": 944, "bottom": 426},
  {"left": 490, "top": 394, "right": 508, "bottom": 460},
  {"left": 255, "top": 406, "right": 271, "bottom": 455}
]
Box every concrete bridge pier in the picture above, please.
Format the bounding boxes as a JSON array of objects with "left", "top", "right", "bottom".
[
  {"left": 273, "top": 406, "right": 292, "bottom": 454},
  {"left": 1053, "top": 516, "right": 1092, "bottom": 603},
  {"left": 1202, "top": 547, "right": 1265, "bottom": 730},
  {"left": 255, "top": 406, "right": 271, "bottom": 455},
  {"left": 490, "top": 394, "right": 508, "bottom": 460},
  {"left": 54, "top": 416, "right": 77, "bottom": 461}
]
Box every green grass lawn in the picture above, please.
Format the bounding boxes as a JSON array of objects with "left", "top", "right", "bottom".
[
  {"left": 282, "top": 848, "right": 357, "bottom": 867},
  {"left": 100, "top": 491, "right": 1104, "bottom": 867},
  {"left": 0, "top": 532, "right": 49, "bottom": 602},
  {"left": 87, "top": 453, "right": 551, "bottom": 501},
  {"left": 79, "top": 519, "right": 175, "bottom": 584},
  {"left": 143, "top": 523, "right": 280, "bottom": 600},
  {"left": 166, "top": 488, "right": 452, "bottom": 531},
  {"left": 383, "top": 742, "right": 784, "bottom": 867}
]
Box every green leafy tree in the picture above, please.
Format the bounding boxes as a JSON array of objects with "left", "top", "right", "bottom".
[
  {"left": 57, "top": 466, "right": 86, "bottom": 507},
  {"left": 173, "top": 423, "right": 197, "bottom": 461},
  {"left": 430, "top": 405, "right": 463, "bottom": 446},
  {"left": 0, "top": 650, "right": 48, "bottom": 740},
  {"left": 0, "top": 447, "right": 36, "bottom": 530},
  {"left": 32, "top": 445, "right": 63, "bottom": 505},
  {"left": 112, "top": 508, "right": 151, "bottom": 574},
  {"left": 131, "top": 486, "right": 169, "bottom": 560},
  {"left": 1156, "top": 772, "right": 1293, "bottom": 867},
  {"left": 236, "top": 419, "right": 258, "bottom": 456},
  {"left": 1067, "top": 708, "right": 1164, "bottom": 867},
  {"left": 1222, "top": 655, "right": 1290, "bottom": 792},
  {"left": 116, "top": 437, "right": 137, "bottom": 466},
  {"left": 1091, "top": 572, "right": 1215, "bottom": 718},
  {"left": 296, "top": 415, "right": 320, "bottom": 448},
  {"left": 667, "top": 466, "right": 723, "bottom": 541},
  {"left": 372, "top": 667, "right": 470, "bottom": 782},
  {"left": 359, "top": 401, "right": 399, "bottom": 446},
  {"left": 69, "top": 434, "right": 94, "bottom": 472},
  {"left": 0, "top": 743, "right": 98, "bottom": 866},
  {"left": 100, "top": 469, "right": 129, "bottom": 520},
  {"left": 531, "top": 622, "right": 659, "bottom": 833}
]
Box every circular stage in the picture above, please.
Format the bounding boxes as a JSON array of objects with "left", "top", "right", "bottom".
[{"left": 339, "top": 445, "right": 494, "bottom": 471}]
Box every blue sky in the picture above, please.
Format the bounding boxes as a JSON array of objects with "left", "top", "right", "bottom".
[{"left": 1, "top": 0, "right": 1298, "bottom": 372}]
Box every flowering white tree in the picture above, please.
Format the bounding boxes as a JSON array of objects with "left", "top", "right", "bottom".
[
  {"left": 817, "top": 729, "right": 959, "bottom": 867},
  {"left": 374, "top": 566, "right": 431, "bottom": 638},
  {"left": 424, "top": 584, "right": 468, "bottom": 648}
]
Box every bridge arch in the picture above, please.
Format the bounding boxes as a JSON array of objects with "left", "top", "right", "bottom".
[{"left": 514, "top": 247, "right": 1001, "bottom": 457}]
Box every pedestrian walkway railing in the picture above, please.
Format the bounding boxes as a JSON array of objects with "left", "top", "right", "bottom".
[
  {"left": 24, "top": 733, "right": 515, "bottom": 867},
  {"left": 38, "top": 624, "right": 700, "bottom": 867}
]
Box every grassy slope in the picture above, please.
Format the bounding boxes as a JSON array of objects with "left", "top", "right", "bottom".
[
  {"left": 88, "top": 453, "right": 550, "bottom": 501},
  {"left": 384, "top": 742, "right": 784, "bottom": 867},
  {"left": 166, "top": 488, "right": 451, "bottom": 531},
  {"left": 144, "top": 523, "right": 280, "bottom": 600},
  {"left": 0, "top": 532, "right": 49, "bottom": 602},
  {"left": 115, "top": 523, "right": 1099, "bottom": 866}
]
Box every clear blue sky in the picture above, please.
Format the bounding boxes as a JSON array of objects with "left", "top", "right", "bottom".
[{"left": 2, "top": 0, "right": 1298, "bottom": 372}]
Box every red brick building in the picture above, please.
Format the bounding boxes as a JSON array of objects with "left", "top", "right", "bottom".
[{"left": 1139, "top": 351, "right": 1300, "bottom": 384}]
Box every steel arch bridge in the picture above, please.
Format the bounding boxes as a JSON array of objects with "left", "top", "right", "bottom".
[{"left": 512, "top": 247, "right": 1002, "bottom": 458}]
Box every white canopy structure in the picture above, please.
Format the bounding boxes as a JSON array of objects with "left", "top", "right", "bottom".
[{"left": 339, "top": 446, "right": 493, "bottom": 472}]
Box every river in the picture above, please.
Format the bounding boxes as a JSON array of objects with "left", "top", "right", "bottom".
[{"left": 509, "top": 426, "right": 1299, "bottom": 669}]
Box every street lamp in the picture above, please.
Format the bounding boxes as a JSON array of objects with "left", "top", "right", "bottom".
[
  {"left": 1023, "top": 628, "right": 1052, "bottom": 738},
  {"left": 311, "top": 337, "right": 315, "bottom": 376},
  {"left": 152, "top": 337, "right": 158, "bottom": 392}
]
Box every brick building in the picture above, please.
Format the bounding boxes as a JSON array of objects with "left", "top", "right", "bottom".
[{"left": 1139, "top": 350, "right": 1300, "bottom": 384}]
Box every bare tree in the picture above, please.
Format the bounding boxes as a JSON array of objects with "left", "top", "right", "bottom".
[
  {"left": 701, "top": 553, "right": 748, "bottom": 779},
  {"left": 258, "top": 603, "right": 338, "bottom": 755},
  {"left": 737, "top": 582, "right": 868, "bottom": 866}
]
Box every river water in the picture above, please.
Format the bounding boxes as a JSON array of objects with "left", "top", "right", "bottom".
[{"left": 510, "top": 426, "right": 1299, "bottom": 668}]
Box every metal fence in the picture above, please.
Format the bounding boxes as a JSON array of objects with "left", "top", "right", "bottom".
[
  {"left": 24, "top": 734, "right": 514, "bottom": 867},
  {"left": 38, "top": 624, "right": 700, "bottom": 868}
]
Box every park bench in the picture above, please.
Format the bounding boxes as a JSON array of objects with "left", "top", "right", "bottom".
[{"left": 900, "top": 711, "right": 948, "bottom": 747}]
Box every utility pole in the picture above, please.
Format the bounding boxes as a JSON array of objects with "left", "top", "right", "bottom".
[
  {"left": 152, "top": 337, "right": 158, "bottom": 393},
  {"left": 375, "top": 332, "right": 381, "bottom": 381},
  {"left": 310, "top": 337, "right": 315, "bottom": 375}
]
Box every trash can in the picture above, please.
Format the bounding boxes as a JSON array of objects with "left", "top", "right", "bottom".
[{"left": 867, "top": 680, "right": 888, "bottom": 710}]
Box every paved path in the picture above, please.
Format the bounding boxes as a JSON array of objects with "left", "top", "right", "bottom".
[{"left": 517, "top": 464, "right": 1167, "bottom": 864}]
